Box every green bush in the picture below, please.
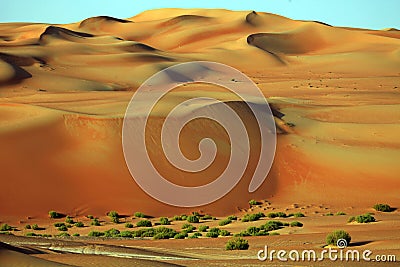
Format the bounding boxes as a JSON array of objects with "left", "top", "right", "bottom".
[
  {"left": 206, "top": 231, "right": 219, "bottom": 238},
  {"left": 355, "top": 214, "right": 376, "bottom": 223},
  {"left": 336, "top": 212, "right": 346, "bottom": 216},
  {"left": 193, "top": 232, "right": 202, "bottom": 237},
  {"left": 324, "top": 212, "right": 334, "bottom": 216},
  {"left": 267, "top": 212, "right": 286, "bottom": 218},
  {"left": 31, "top": 224, "right": 40, "bottom": 230},
  {"left": 227, "top": 215, "right": 237, "bottom": 221},
  {"left": 198, "top": 225, "right": 209, "bottom": 232},
  {"left": 125, "top": 223, "right": 133, "bottom": 228},
  {"left": 249, "top": 199, "right": 259, "bottom": 206},
  {"left": 54, "top": 222, "right": 65, "bottom": 227},
  {"left": 0, "top": 224, "right": 12, "bottom": 231},
  {"left": 246, "top": 226, "right": 260, "bottom": 236},
  {"left": 107, "top": 211, "right": 119, "bottom": 218},
  {"left": 65, "top": 216, "right": 74, "bottom": 224},
  {"left": 73, "top": 233, "right": 80, "bottom": 237},
  {"left": 269, "top": 232, "right": 280, "bottom": 236},
  {"left": 75, "top": 222, "right": 84, "bottom": 228},
  {"left": 373, "top": 204, "right": 392, "bottom": 212},
  {"left": 159, "top": 217, "right": 170, "bottom": 225},
  {"left": 120, "top": 231, "right": 133, "bottom": 238},
  {"left": 26, "top": 232, "right": 37, "bottom": 237},
  {"left": 56, "top": 233, "right": 70, "bottom": 237},
  {"left": 58, "top": 225, "right": 68, "bottom": 231},
  {"left": 290, "top": 221, "right": 303, "bottom": 227},
  {"left": 348, "top": 216, "right": 355, "bottom": 223},
  {"left": 261, "top": 220, "right": 284, "bottom": 231},
  {"left": 225, "top": 238, "right": 249, "bottom": 250},
  {"left": 25, "top": 224, "right": 31, "bottom": 229},
  {"left": 87, "top": 215, "right": 94, "bottom": 219},
  {"left": 326, "top": 230, "right": 351, "bottom": 246},
  {"left": 111, "top": 217, "right": 120, "bottom": 224},
  {"left": 293, "top": 212, "right": 305, "bottom": 218},
  {"left": 49, "top": 211, "right": 61, "bottom": 219},
  {"left": 88, "top": 231, "right": 104, "bottom": 237},
  {"left": 172, "top": 215, "right": 183, "bottom": 221},
  {"left": 91, "top": 218, "right": 101, "bottom": 226},
  {"left": 152, "top": 227, "right": 177, "bottom": 239},
  {"left": 134, "top": 212, "right": 146, "bottom": 218},
  {"left": 182, "top": 224, "right": 196, "bottom": 233},
  {"left": 174, "top": 233, "right": 186, "bottom": 239},
  {"left": 242, "top": 212, "right": 265, "bottom": 222},
  {"left": 219, "top": 230, "right": 230, "bottom": 236},
  {"left": 219, "top": 218, "right": 232, "bottom": 226},
  {"left": 187, "top": 215, "right": 200, "bottom": 223},
  {"left": 137, "top": 220, "right": 152, "bottom": 227},
  {"left": 104, "top": 228, "right": 120, "bottom": 237}
]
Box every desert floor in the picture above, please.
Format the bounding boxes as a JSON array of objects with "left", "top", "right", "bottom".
[{"left": 0, "top": 8, "right": 399, "bottom": 266}]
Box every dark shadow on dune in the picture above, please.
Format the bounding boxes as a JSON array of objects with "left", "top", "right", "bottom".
[
  {"left": 39, "top": 26, "right": 93, "bottom": 41},
  {"left": 246, "top": 34, "right": 287, "bottom": 65},
  {"left": 79, "top": 16, "right": 132, "bottom": 28}
]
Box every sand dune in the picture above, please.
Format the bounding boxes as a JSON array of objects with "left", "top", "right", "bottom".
[{"left": 0, "top": 8, "right": 399, "bottom": 220}]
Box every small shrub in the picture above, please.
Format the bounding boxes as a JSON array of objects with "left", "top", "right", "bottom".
[
  {"left": 58, "top": 225, "right": 68, "bottom": 231},
  {"left": 293, "top": 212, "right": 305, "bottom": 218},
  {"left": 25, "top": 224, "right": 31, "bottom": 229},
  {"left": 187, "top": 215, "right": 200, "bottom": 223},
  {"left": 107, "top": 211, "right": 119, "bottom": 218},
  {"left": 219, "top": 230, "right": 230, "bottom": 236},
  {"left": 326, "top": 230, "right": 351, "bottom": 246},
  {"left": 373, "top": 204, "right": 392, "bottom": 212},
  {"left": 336, "top": 212, "right": 346, "bottom": 216},
  {"left": 242, "top": 212, "right": 265, "bottom": 222},
  {"left": 73, "top": 233, "right": 80, "bottom": 237},
  {"left": 174, "top": 233, "right": 186, "bottom": 239},
  {"left": 152, "top": 227, "right": 177, "bottom": 239},
  {"left": 249, "top": 199, "right": 259, "bottom": 206},
  {"left": 104, "top": 228, "right": 120, "bottom": 237},
  {"left": 225, "top": 238, "right": 249, "bottom": 250},
  {"left": 120, "top": 231, "right": 133, "bottom": 238},
  {"left": 31, "top": 224, "right": 40, "bottom": 230},
  {"left": 261, "top": 220, "right": 284, "bottom": 231},
  {"left": 227, "top": 215, "right": 237, "bottom": 221},
  {"left": 159, "top": 217, "right": 170, "bottom": 225},
  {"left": 199, "top": 225, "right": 209, "bottom": 232},
  {"left": 219, "top": 218, "right": 232, "bottom": 226},
  {"left": 193, "top": 232, "right": 202, "bottom": 237},
  {"left": 88, "top": 231, "right": 104, "bottom": 237},
  {"left": 54, "top": 222, "right": 65, "bottom": 227},
  {"left": 267, "top": 212, "right": 286, "bottom": 218},
  {"left": 49, "top": 211, "right": 61, "bottom": 219},
  {"left": 125, "top": 223, "right": 133, "bottom": 228},
  {"left": 87, "top": 215, "right": 94, "bottom": 219},
  {"left": 75, "top": 222, "right": 84, "bottom": 228},
  {"left": 206, "top": 231, "right": 219, "bottom": 238},
  {"left": 26, "top": 232, "right": 37, "bottom": 237},
  {"left": 290, "top": 221, "right": 303, "bottom": 227},
  {"left": 355, "top": 214, "right": 376, "bottom": 223},
  {"left": 172, "top": 215, "right": 183, "bottom": 221},
  {"left": 111, "top": 217, "right": 120, "bottom": 224},
  {"left": 270, "top": 232, "right": 280, "bottom": 236},
  {"left": 136, "top": 220, "right": 152, "bottom": 227},
  {"left": 134, "top": 212, "right": 145, "bottom": 218},
  {"left": 65, "top": 216, "right": 74, "bottom": 224},
  {"left": 56, "top": 232, "right": 70, "bottom": 237},
  {"left": 324, "top": 213, "right": 334, "bottom": 216},
  {"left": 91, "top": 218, "right": 100, "bottom": 226}
]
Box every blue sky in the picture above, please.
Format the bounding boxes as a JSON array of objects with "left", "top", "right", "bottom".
[{"left": 1, "top": 0, "right": 399, "bottom": 29}]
